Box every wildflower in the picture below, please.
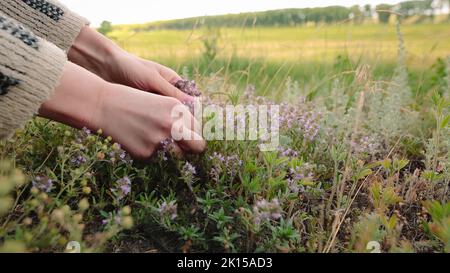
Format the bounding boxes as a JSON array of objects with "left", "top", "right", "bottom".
[
  {"left": 279, "top": 103, "right": 322, "bottom": 141},
  {"left": 350, "top": 135, "right": 380, "bottom": 156},
  {"left": 181, "top": 162, "right": 197, "bottom": 191},
  {"left": 112, "top": 176, "right": 131, "bottom": 200},
  {"left": 74, "top": 127, "right": 92, "bottom": 143},
  {"left": 70, "top": 154, "right": 87, "bottom": 166},
  {"left": 157, "top": 200, "right": 178, "bottom": 220},
  {"left": 32, "top": 176, "right": 53, "bottom": 193},
  {"left": 209, "top": 152, "right": 243, "bottom": 182},
  {"left": 279, "top": 147, "right": 299, "bottom": 158},
  {"left": 101, "top": 208, "right": 132, "bottom": 229},
  {"left": 82, "top": 127, "right": 91, "bottom": 135},
  {"left": 108, "top": 143, "right": 131, "bottom": 164},
  {"left": 287, "top": 163, "right": 314, "bottom": 193},
  {"left": 252, "top": 198, "right": 283, "bottom": 226},
  {"left": 158, "top": 138, "right": 174, "bottom": 161},
  {"left": 174, "top": 79, "right": 202, "bottom": 97}
]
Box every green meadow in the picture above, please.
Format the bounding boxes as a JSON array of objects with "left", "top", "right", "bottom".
[
  {"left": 109, "top": 23, "right": 450, "bottom": 96},
  {"left": 111, "top": 24, "right": 450, "bottom": 62}
]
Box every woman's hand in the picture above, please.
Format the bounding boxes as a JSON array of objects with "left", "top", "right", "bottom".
[
  {"left": 68, "top": 26, "right": 192, "bottom": 103},
  {"left": 93, "top": 83, "right": 205, "bottom": 159},
  {"left": 39, "top": 62, "right": 206, "bottom": 159}
]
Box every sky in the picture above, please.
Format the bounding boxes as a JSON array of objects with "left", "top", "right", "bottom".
[{"left": 59, "top": 0, "right": 403, "bottom": 26}]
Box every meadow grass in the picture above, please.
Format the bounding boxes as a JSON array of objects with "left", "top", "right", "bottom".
[
  {"left": 110, "top": 23, "right": 449, "bottom": 100},
  {"left": 110, "top": 23, "right": 450, "bottom": 66}
]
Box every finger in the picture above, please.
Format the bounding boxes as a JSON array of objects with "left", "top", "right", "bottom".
[
  {"left": 180, "top": 106, "right": 202, "bottom": 136},
  {"left": 158, "top": 65, "right": 182, "bottom": 84},
  {"left": 166, "top": 141, "right": 184, "bottom": 159},
  {"left": 156, "top": 75, "right": 193, "bottom": 103},
  {"left": 176, "top": 127, "right": 206, "bottom": 154},
  {"left": 170, "top": 99, "right": 202, "bottom": 135}
]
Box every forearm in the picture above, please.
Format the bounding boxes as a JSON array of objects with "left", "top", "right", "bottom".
[
  {"left": 68, "top": 26, "right": 120, "bottom": 82},
  {"left": 39, "top": 62, "right": 106, "bottom": 130},
  {"left": 66, "top": 26, "right": 190, "bottom": 102}
]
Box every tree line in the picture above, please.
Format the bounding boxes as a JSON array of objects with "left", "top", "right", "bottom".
[{"left": 98, "top": 1, "right": 450, "bottom": 34}]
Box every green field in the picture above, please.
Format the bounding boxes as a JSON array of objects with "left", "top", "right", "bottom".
[
  {"left": 108, "top": 23, "right": 450, "bottom": 98},
  {"left": 110, "top": 23, "right": 450, "bottom": 64}
]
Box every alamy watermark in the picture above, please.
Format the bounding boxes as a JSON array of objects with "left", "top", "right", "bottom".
[{"left": 171, "top": 98, "right": 280, "bottom": 151}]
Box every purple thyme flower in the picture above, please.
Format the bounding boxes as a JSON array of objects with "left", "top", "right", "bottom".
[
  {"left": 108, "top": 143, "right": 131, "bottom": 164},
  {"left": 209, "top": 153, "right": 243, "bottom": 182},
  {"left": 350, "top": 135, "right": 380, "bottom": 156},
  {"left": 252, "top": 198, "right": 283, "bottom": 226},
  {"left": 82, "top": 127, "right": 91, "bottom": 135},
  {"left": 181, "top": 162, "right": 197, "bottom": 190},
  {"left": 112, "top": 176, "right": 131, "bottom": 200},
  {"left": 32, "top": 176, "right": 53, "bottom": 193},
  {"left": 279, "top": 102, "right": 322, "bottom": 142},
  {"left": 287, "top": 163, "right": 314, "bottom": 193},
  {"left": 279, "top": 147, "right": 299, "bottom": 158},
  {"left": 174, "top": 79, "right": 202, "bottom": 97},
  {"left": 70, "top": 154, "right": 87, "bottom": 166},
  {"left": 157, "top": 200, "right": 178, "bottom": 220},
  {"left": 157, "top": 138, "right": 175, "bottom": 161}
]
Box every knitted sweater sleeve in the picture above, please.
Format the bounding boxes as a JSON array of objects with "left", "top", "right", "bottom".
[
  {"left": 0, "top": 0, "right": 89, "bottom": 52},
  {"left": 0, "top": 12, "right": 66, "bottom": 139}
]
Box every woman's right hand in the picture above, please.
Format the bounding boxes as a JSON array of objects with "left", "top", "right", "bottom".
[
  {"left": 40, "top": 62, "right": 206, "bottom": 159},
  {"left": 93, "top": 83, "right": 206, "bottom": 159}
]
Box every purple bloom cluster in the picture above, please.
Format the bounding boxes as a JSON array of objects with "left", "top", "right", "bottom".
[
  {"left": 70, "top": 154, "right": 87, "bottom": 166},
  {"left": 32, "top": 176, "right": 53, "bottom": 193},
  {"left": 174, "top": 79, "right": 202, "bottom": 97},
  {"left": 112, "top": 176, "right": 131, "bottom": 200},
  {"left": 182, "top": 161, "right": 197, "bottom": 176},
  {"left": 108, "top": 143, "right": 131, "bottom": 164},
  {"left": 74, "top": 127, "right": 92, "bottom": 144},
  {"left": 209, "top": 152, "right": 243, "bottom": 181},
  {"left": 278, "top": 147, "right": 299, "bottom": 158},
  {"left": 182, "top": 162, "right": 197, "bottom": 182},
  {"left": 287, "top": 163, "right": 314, "bottom": 193},
  {"left": 158, "top": 138, "right": 175, "bottom": 161},
  {"left": 82, "top": 127, "right": 91, "bottom": 135},
  {"left": 157, "top": 200, "right": 178, "bottom": 220},
  {"left": 181, "top": 162, "right": 197, "bottom": 192},
  {"left": 350, "top": 135, "right": 380, "bottom": 156},
  {"left": 279, "top": 103, "right": 322, "bottom": 142},
  {"left": 252, "top": 198, "right": 283, "bottom": 226}
]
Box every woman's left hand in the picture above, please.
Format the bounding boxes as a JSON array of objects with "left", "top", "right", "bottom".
[{"left": 68, "top": 26, "right": 193, "bottom": 103}]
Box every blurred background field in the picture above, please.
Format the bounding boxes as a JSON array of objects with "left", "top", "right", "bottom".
[
  {"left": 105, "top": 21, "right": 450, "bottom": 99},
  {"left": 110, "top": 23, "right": 450, "bottom": 66}
]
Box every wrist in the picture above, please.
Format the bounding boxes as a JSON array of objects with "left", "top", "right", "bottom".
[
  {"left": 68, "top": 26, "right": 122, "bottom": 81},
  {"left": 39, "top": 62, "right": 107, "bottom": 131}
]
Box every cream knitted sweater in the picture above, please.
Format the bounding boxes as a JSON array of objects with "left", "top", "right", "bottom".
[{"left": 0, "top": 0, "right": 89, "bottom": 139}]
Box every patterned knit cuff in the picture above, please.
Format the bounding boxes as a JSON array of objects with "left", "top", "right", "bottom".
[
  {"left": 0, "top": 0, "right": 90, "bottom": 52},
  {"left": 0, "top": 14, "right": 67, "bottom": 139}
]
